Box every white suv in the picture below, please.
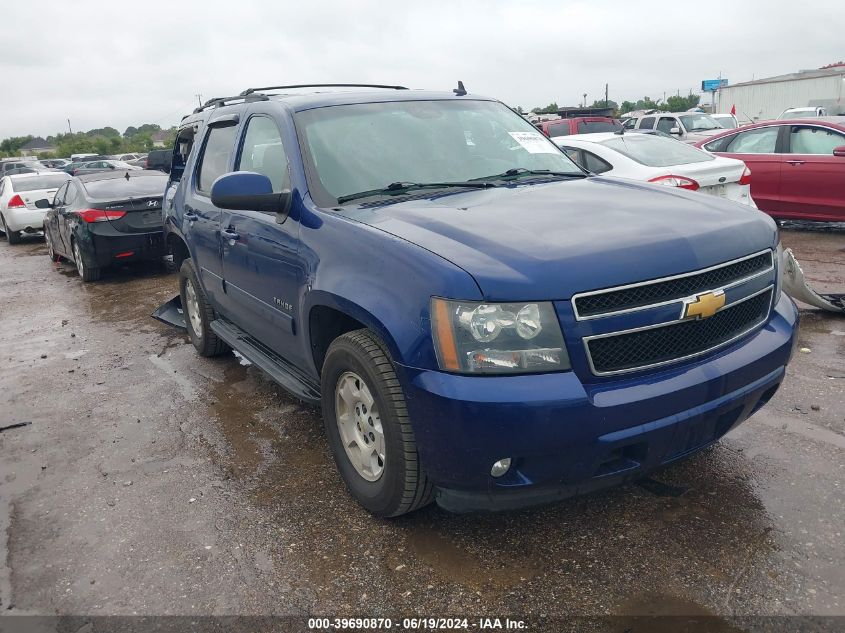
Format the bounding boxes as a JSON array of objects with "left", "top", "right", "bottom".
[{"left": 629, "top": 112, "right": 725, "bottom": 144}]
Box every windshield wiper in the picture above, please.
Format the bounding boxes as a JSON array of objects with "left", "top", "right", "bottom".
[
  {"left": 470, "top": 168, "right": 587, "bottom": 182},
  {"left": 336, "top": 180, "right": 497, "bottom": 204}
]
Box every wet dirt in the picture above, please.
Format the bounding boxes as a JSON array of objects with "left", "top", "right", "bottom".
[{"left": 0, "top": 230, "right": 843, "bottom": 620}]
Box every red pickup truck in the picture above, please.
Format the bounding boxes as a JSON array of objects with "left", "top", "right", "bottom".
[{"left": 535, "top": 117, "right": 622, "bottom": 138}]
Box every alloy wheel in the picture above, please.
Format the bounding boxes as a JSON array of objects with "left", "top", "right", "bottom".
[{"left": 334, "top": 371, "right": 385, "bottom": 482}]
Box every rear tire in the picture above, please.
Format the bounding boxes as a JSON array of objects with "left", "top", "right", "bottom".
[
  {"left": 321, "top": 329, "right": 433, "bottom": 517},
  {"left": 72, "top": 239, "right": 100, "bottom": 282},
  {"left": 178, "top": 258, "right": 229, "bottom": 357},
  {"left": 2, "top": 216, "right": 21, "bottom": 245}
]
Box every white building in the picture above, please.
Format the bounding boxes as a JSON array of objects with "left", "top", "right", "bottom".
[{"left": 716, "top": 64, "right": 845, "bottom": 121}]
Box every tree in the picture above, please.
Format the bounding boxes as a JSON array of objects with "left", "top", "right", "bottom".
[
  {"left": 123, "top": 126, "right": 138, "bottom": 138},
  {"left": 0, "top": 136, "right": 34, "bottom": 155},
  {"left": 589, "top": 99, "right": 618, "bottom": 110},
  {"left": 665, "top": 94, "right": 700, "bottom": 112},
  {"left": 531, "top": 102, "right": 559, "bottom": 114}
]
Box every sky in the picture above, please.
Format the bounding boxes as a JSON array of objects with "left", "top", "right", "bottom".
[{"left": 2, "top": 0, "right": 843, "bottom": 140}]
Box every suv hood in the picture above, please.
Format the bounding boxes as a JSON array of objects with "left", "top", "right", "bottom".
[{"left": 343, "top": 178, "right": 777, "bottom": 301}]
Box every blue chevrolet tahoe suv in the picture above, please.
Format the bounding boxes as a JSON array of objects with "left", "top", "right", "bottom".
[{"left": 162, "top": 84, "right": 798, "bottom": 516}]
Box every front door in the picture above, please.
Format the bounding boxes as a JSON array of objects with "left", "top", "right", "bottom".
[
  {"left": 220, "top": 111, "right": 305, "bottom": 364},
  {"left": 715, "top": 125, "right": 784, "bottom": 215},
  {"left": 187, "top": 117, "right": 241, "bottom": 314},
  {"left": 779, "top": 124, "right": 845, "bottom": 221}
]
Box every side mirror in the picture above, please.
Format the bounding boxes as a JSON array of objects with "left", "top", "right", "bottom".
[
  {"left": 833, "top": 145, "right": 845, "bottom": 157},
  {"left": 35, "top": 198, "right": 52, "bottom": 209},
  {"left": 670, "top": 127, "right": 681, "bottom": 135},
  {"left": 210, "top": 171, "right": 291, "bottom": 219}
]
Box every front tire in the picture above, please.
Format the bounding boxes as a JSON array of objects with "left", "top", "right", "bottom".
[
  {"left": 178, "top": 258, "right": 229, "bottom": 357},
  {"left": 73, "top": 239, "right": 100, "bottom": 282},
  {"left": 321, "top": 329, "right": 432, "bottom": 517}
]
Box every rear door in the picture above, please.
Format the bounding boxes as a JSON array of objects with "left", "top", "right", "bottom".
[
  {"left": 219, "top": 109, "right": 304, "bottom": 363},
  {"left": 779, "top": 124, "right": 845, "bottom": 221},
  {"left": 706, "top": 125, "right": 785, "bottom": 214},
  {"left": 637, "top": 116, "right": 656, "bottom": 130},
  {"left": 187, "top": 115, "right": 241, "bottom": 313},
  {"left": 56, "top": 181, "right": 78, "bottom": 254}
]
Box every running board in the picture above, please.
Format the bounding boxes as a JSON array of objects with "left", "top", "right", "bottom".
[{"left": 210, "top": 319, "right": 322, "bottom": 405}]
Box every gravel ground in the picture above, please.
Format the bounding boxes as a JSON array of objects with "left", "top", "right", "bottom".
[{"left": 0, "top": 227, "right": 842, "bottom": 631}]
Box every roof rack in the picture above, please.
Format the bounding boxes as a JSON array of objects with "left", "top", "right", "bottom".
[
  {"left": 239, "top": 83, "right": 408, "bottom": 96},
  {"left": 192, "top": 93, "right": 269, "bottom": 114}
]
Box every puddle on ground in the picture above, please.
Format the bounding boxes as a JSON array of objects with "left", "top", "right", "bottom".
[{"left": 613, "top": 593, "right": 744, "bottom": 632}]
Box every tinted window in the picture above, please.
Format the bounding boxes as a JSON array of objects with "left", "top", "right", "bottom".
[
  {"left": 10, "top": 174, "right": 71, "bottom": 192},
  {"left": 789, "top": 126, "right": 845, "bottom": 154},
  {"left": 53, "top": 182, "right": 68, "bottom": 206},
  {"left": 638, "top": 117, "right": 655, "bottom": 130},
  {"left": 83, "top": 174, "right": 168, "bottom": 199},
  {"left": 656, "top": 117, "right": 677, "bottom": 134},
  {"left": 725, "top": 127, "right": 779, "bottom": 153},
  {"left": 547, "top": 121, "right": 570, "bottom": 138},
  {"left": 582, "top": 150, "right": 612, "bottom": 174},
  {"left": 237, "top": 117, "right": 289, "bottom": 192},
  {"left": 577, "top": 120, "right": 622, "bottom": 134},
  {"left": 65, "top": 182, "right": 80, "bottom": 206},
  {"left": 197, "top": 125, "right": 237, "bottom": 193},
  {"left": 601, "top": 135, "right": 714, "bottom": 167}
]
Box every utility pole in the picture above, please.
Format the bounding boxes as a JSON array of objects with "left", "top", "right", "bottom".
[
  {"left": 195, "top": 93, "right": 203, "bottom": 107},
  {"left": 605, "top": 83, "right": 609, "bottom": 108},
  {"left": 583, "top": 93, "right": 587, "bottom": 108},
  {"left": 67, "top": 119, "right": 73, "bottom": 134}
]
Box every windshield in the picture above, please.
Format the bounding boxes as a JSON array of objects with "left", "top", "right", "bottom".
[
  {"left": 83, "top": 174, "right": 167, "bottom": 199},
  {"left": 713, "top": 116, "right": 737, "bottom": 129},
  {"left": 295, "top": 100, "right": 582, "bottom": 205},
  {"left": 783, "top": 109, "right": 818, "bottom": 119},
  {"left": 600, "top": 135, "right": 714, "bottom": 167},
  {"left": 678, "top": 114, "right": 721, "bottom": 132},
  {"left": 10, "top": 173, "right": 71, "bottom": 192}
]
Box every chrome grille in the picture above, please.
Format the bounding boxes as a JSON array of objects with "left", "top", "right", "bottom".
[
  {"left": 585, "top": 287, "right": 773, "bottom": 376},
  {"left": 573, "top": 250, "right": 773, "bottom": 319}
]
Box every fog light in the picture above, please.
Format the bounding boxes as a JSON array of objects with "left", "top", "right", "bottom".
[{"left": 490, "top": 458, "right": 512, "bottom": 478}]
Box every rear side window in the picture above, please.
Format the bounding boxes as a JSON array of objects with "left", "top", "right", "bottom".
[
  {"left": 725, "top": 127, "right": 779, "bottom": 154},
  {"left": 577, "top": 120, "right": 621, "bottom": 134},
  {"left": 546, "top": 121, "right": 570, "bottom": 138},
  {"left": 83, "top": 174, "right": 168, "bottom": 199},
  {"left": 10, "top": 174, "right": 70, "bottom": 192},
  {"left": 237, "top": 116, "right": 289, "bottom": 193},
  {"left": 197, "top": 125, "right": 238, "bottom": 194},
  {"left": 582, "top": 150, "right": 612, "bottom": 174},
  {"left": 638, "top": 117, "right": 655, "bottom": 130}
]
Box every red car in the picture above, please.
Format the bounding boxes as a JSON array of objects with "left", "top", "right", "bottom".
[
  {"left": 694, "top": 118, "right": 845, "bottom": 222},
  {"left": 535, "top": 116, "right": 622, "bottom": 138}
]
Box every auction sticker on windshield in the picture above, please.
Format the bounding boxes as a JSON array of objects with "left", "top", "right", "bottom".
[{"left": 508, "top": 131, "right": 559, "bottom": 153}]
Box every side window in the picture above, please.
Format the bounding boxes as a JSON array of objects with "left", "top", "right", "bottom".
[
  {"left": 638, "top": 117, "right": 655, "bottom": 130},
  {"left": 789, "top": 126, "right": 845, "bottom": 155},
  {"left": 0, "top": 179, "right": 4, "bottom": 196},
  {"left": 53, "top": 182, "right": 68, "bottom": 206},
  {"left": 623, "top": 118, "right": 636, "bottom": 129},
  {"left": 196, "top": 124, "right": 238, "bottom": 194},
  {"left": 560, "top": 147, "right": 583, "bottom": 169},
  {"left": 725, "top": 127, "right": 779, "bottom": 154},
  {"left": 582, "top": 150, "right": 612, "bottom": 174},
  {"left": 547, "top": 121, "right": 570, "bottom": 138},
  {"left": 237, "top": 116, "right": 289, "bottom": 193},
  {"left": 64, "top": 183, "right": 79, "bottom": 207},
  {"left": 656, "top": 117, "right": 677, "bottom": 134}
]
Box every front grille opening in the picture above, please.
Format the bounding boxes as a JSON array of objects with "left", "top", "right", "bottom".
[
  {"left": 587, "top": 288, "right": 772, "bottom": 375},
  {"left": 575, "top": 251, "right": 773, "bottom": 318}
]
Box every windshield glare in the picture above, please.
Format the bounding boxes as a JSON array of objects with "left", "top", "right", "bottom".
[
  {"left": 600, "top": 135, "right": 714, "bottom": 167},
  {"left": 296, "top": 100, "right": 582, "bottom": 204},
  {"left": 678, "top": 114, "right": 721, "bottom": 131}
]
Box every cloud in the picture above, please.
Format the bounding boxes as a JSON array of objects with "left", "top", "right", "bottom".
[{"left": 2, "top": 0, "right": 843, "bottom": 139}]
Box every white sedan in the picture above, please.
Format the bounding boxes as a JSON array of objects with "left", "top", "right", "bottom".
[
  {"left": 555, "top": 132, "right": 756, "bottom": 207},
  {"left": 0, "top": 172, "right": 71, "bottom": 243}
]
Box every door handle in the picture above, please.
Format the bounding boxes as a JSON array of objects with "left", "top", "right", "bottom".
[
  {"left": 786, "top": 160, "right": 805, "bottom": 165},
  {"left": 220, "top": 228, "right": 240, "bottom": 241}
]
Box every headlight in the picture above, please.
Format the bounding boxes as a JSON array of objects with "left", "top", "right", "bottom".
[
  {"left": 774, "top": 242, "right": 784, "bottom": 304},
  {"left": 431, "top": 298, "right": 571, "bottom": 374}
]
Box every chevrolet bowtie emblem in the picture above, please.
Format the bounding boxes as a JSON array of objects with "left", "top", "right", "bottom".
[{"left": 683, "top": 290, "right": 726, "bottom": 320}]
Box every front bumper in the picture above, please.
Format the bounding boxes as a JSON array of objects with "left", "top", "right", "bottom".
[
  {"left": 398, "top": 295, "right": 798, "bottom": 512},
  {"left": 79, "top": 224, "right": 165, "bottom": 267},
  {"left": 4, "top": 208, "right": 46, "bottom": 233}
]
